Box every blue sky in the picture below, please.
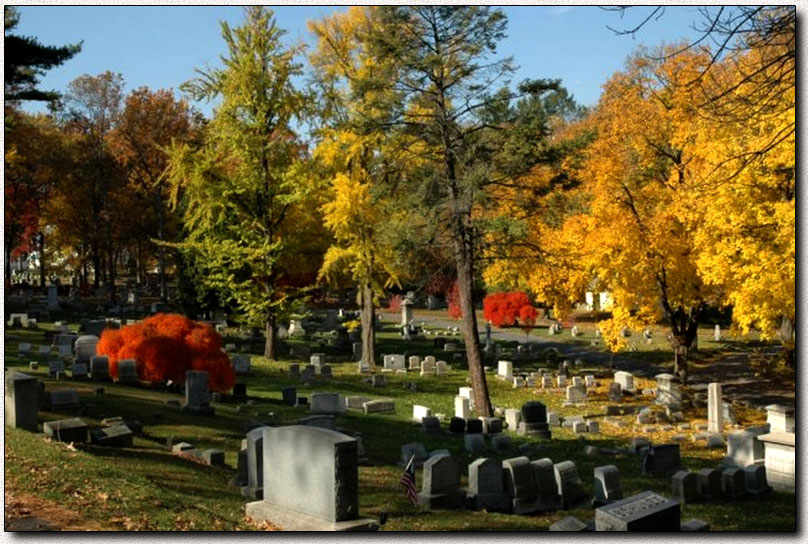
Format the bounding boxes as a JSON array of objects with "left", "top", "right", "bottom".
[{"left": 14, "top": 5, "right": 705, "bottom": 118}]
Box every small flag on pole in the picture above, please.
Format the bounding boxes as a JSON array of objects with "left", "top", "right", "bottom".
[{"left": 400, "top": 454, "right": 418, "bottom": 505}]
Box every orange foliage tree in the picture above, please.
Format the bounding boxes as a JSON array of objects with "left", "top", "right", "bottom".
[
  {"left": 483, "top": 292, "right": 537, "bottom": 329},
  {"left": 96, "top": 313, "right": 235, "bottom": 392}
]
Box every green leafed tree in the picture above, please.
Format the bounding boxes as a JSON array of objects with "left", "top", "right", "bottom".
[
  {"left": 166, "top": 7, "right": 317, "bottom": 359},
  {"left": 4, "top": 6, "right": 81, "bottom": 102}
]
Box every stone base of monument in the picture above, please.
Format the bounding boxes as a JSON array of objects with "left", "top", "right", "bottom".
[
  {"left": 241, "top": 486, "right": 263, "bottom": 500},
  {"left": 465, "top": 491, "right": 510, "bottom": 512},
  {"left": 516, "top": 422, "right": 551, "bottom": 439},
  {"left": 511, "top": 495, "right": 563, "bottom": 515},
  {"left": 417, "top": 490, "right": 464, "bottom": 509},
  {"left": 182, "top": 404, "right": 215, "bottom": 415},
  {"left": 245, "top": 501, "right": 379, "bottom": 531}
]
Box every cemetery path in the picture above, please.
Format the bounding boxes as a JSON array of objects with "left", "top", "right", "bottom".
[
  {"left": 4, "top": 489, "right": 106, "bottom": 531},
  {"left": 392, "top": 312, "right": 794, "bottom": 409}
]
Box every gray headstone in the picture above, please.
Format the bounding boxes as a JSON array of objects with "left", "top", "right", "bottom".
[
  {"left": 671, "top": 470, "right": 699, "bottom": 504},
  {"left": 183, "top": 371, "right": 213, "bottom": 415},
  {"left": 89, "top": 356, "right": 110, "bottom": 381},
  {"left": 744, "top": 464, "right": 771, "bottom": 496},
  {"left": 310, "top": 393, "right": 345, "bottom": 414},
  {"left": 362, "top": 398, "right": 395, "bottom": 414},
  {"left": 697, "top": 468, "right": 722, "bottom": 499},
  {"left": 48, "top": 360, "right": 65, "bottom": 376},
  {"left": 554, "top": 460, "right": 588, "bottom": 509},
  {"left": 243, "top": 426, "right": 268, "bottom": 499},
  {"left": 593, "top": 465, "right": 623, "bottom": 505},
  {"left": 549, "top": 516, "right": 588, "bottom": 531},
  {"left": 4, "top": 372, "right": 38, "bottom": 431},
  {"left": 117, "top": 359, "right": 139, "bottom": 384},
  {"left": 74, "top": 335, "right": 99, "bottom": 363},
  {"left": 595, "top": 490, "right": 681, "bottom": 531},
  {"left": 466, "top": 458, "right": 509, "bottom": 511},
  {"left": 43, "top": 418, "right": 88, "bottom": 443},
  {"left": 49, "top": 388, "right": 80, "bottom": 406},
  {"left": 417, "top": 453, "right": 462, "bottom": 509},
  {"left": 90, "top": 424, "right": 133, "bottom": 447},
  {"left": 246, "top": 425, "right": 377, "bottom": 530},
  {"left": 464, "top": 434, "right": 486, "bottom": 454},
  {"left": 566, "top": 384, "right": 587, "bottom": 403},
  {"left": 721, "top": 467, "right": 746, "bottom": 498},
  {"left": 401, "top": 443, "right": 429, "bottom": 467},
  {"left": 641, "top": 444, "right": 681, "bottom": 475}
]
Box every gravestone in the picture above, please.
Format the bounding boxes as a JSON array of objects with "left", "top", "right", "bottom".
[
  {"left": 435, "top": 360, "right": 448, "bottom": 376},
  {"left": 527, "top": 458, "right": 562, "bottom": 512},
  {"left": 50, "top": 388, "right": 80, "bottom": 407},
  {"left": 246, "top": 426, "right": 378, "bottom": 530},
  {"left": 420, "top": 359, "right": 435, "bottom": 376},
  {"left": 465, "top": 418, "right": 483, "bottom": 434},
  {"left": 671, "top": 471, "right": 699, "bottom": 504},
  {"left": 682, "top": 519, "right": 710, "bottom": 532},
  {"left": 572, "top": 376, "right": 584, "bottom": 387},
  {"left": 566, "top": 384, "right": 587, "bottom": 403},
  {"left": 454, "top": 396, "right": 470, "bottom": 419},
  {"left": 362, "top": 399, "right": 395, "bottom": 414},
  {"left": 491, "top": 434, "right": 512, "bottom": 453},
  {"left": 556, "top": 375, "right": 567, "bottom": 388},
  {"left": 417, "top": 454, "right": 463, "bottom": 509},
  {"left": 413, "top": 405, "right": 432, "bottom": 423},
  {"left": 466, "top": 458, "right": 509, "bottom": 511},
  {"left": 400, "top": 443, "right": 429, "bottom": 467},
  {"left": 480, "top": 416, "right": 502, "bottom": 435},
  {"left": 758, "top": 431, "right": 795, "bottom": 492},
  {"left": 502, "top": 456, "right": 540, "bottom": 515},
  {"left": 449, "top": 417, "right": 466, "bottom": 434},
  {"left": 497, "top": 360, "right": 513, "bottom": 380},
  {"left": 744, "top": 464, "right": 771, "bottom": 496},
  {"left": 300, "top": 364, "right": 316, "bottom": 383},
  {"left": 91, "top": 424, "right": 133, "bottom": 447},
  {"left": 48, "top": 360, "right": 65, "bottom": 377},
  {"left": 182, "top": 370, "right": 214, "bottom": 415},
  {"left": 572, "top": 421, "right": 587, "bottom": 433},
  {"left": 89, "top": 356, "right": 110, "bottom": 381},
  {"left": 71, "top": 362, "right": 89, "bottom": 380},
  {"left": 281, "top": 386, "right": 297, "bottom": 406},
  {"left": 464, "top": 434, "right": 486, "bottom": 454},
  {"left": 421, "top": 416, "right": 440, "bottom": 432},
  {"left": 43, "top": 418, "right": 88, "bottom": 443},
  {"left": 541, "top": 375, "right": 554, "bottom": 388},
  {"left": 370, "top": 374, "right": 386, "bottom": 387},
  {"left": 310, "top": 353, "right": 325, "bottom": 368},
  {"left": 408, "top": 355, "right": 421, "bottom": 370},
  {"left": 595, "top": 491, "right": 680, "bottom": 531},
  {"left": 18, "top": 343, "right": 32, "bottom": 355},
  {"left": 614, "top": 371, "right": 635, "bottom": 392},
  {"left": 242, "top": 426, "right": 268, "bottom": 499},
  {"left": 723, "top": 428, "right": 766, "bottom": 468},
  {"left": 458, "top": 386, "right": 473, "bottom": 409},
  {"left": 593, "top": 465, "right": 623, "bottom": 506},
  {"left": 707, "top": 382, "right": 723, "bottom": 433},
  {"left": 74, "top": 335, "right": 99, "bottom": 364},
  {"left": 554, "top": 460, "right": 588, "bottom": 509},
  {"left": 549, "top": 516, "right": 588, "bottom": 531},
  {"left": 765, "top": 404, "right": 795, "bottom": 432},
  {"left": 232, "top": 354, "right": 251, "bottom": 375},
  {"left": 289, "top": 363, "right": 300, "bottom": 379},
  {"left": 38, "top": 345, "right": 50, "bottom": 355},
  {"left": 547, "top": 411, "right": 560, "bottom": 426},
  {"left": 4, "top": 372, "right": 38, "bottom": 431},
  {"left": 29, "top": 362, "right": 38, "bottom": 371},
  {"left": 721, "top": 467, "right": 746, "bottom": 498},
  {"left": 517, "top": 401, "right": 551, "bottom": 438},
  {"left": 655, "top": 373, "right": 681, "bottom": 409},
  {"left": 344, "top": 395, "right": 371, "bottom": 410},
  {"left": 585, "top": 375, "right": 595, "bottom": 388},
  {"left": 641, "top": 444, "right": 681, "bottom": 475},
  {"left": 714, "top": 324, "right": 721, "bottom": 342},
  {"left": 505, "top": 408, "right": 521, "bottom": 431},
  {"left": 310, "top": 393, "right": 345, "bottom": 414},
  {"left": 117, "top": 359, "right": 139, "bottom": 385},
  {"left": 697, "top": 468, "right": 722, "bottom": 499}
]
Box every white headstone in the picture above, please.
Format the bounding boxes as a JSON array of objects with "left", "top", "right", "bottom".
[
  {"left": 707, "top": 383, "right": 723, "bottom": 433},
  {"left": 413, "top": 405, "right": 432, "bottom": 423},
  {"left": 454, "top": 396, "right": 470, "bottom": 419},
  {"left": 497, "top": 360, "right": 513, "bottom": 380}
]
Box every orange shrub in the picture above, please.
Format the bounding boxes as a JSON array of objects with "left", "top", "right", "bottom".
[{"left": 96, "top": 313, "right": 235, "bottom": 392}]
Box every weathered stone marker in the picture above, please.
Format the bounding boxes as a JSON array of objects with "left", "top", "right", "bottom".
[
  {"left": 466, "top": 458, "right": 509, "bottom": 511},
  {"left": 595, "top": 490, "right": 680, "bottom": 531},
  {"left": 593, "top": 465, "right": 623, "bottom": 506},
  {"left": 5, "top": 372, "right": 38, "bottom": 431},
  {"left": 707, "top": 382, "right": 723, "bottom": 433},
  {"left": 182, "top": 370, "right": 214, "bottom": 415},
  {"left": 246, "top": 426, "right": 378, "bottom": 530}
]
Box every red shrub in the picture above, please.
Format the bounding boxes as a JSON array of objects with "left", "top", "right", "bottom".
[
  {"left": 446, "top": 280, "right": 462, "bottom": 320},
  {"left": 483, "top": 291, "right": 537, "bottom": 329},
  {"left": 96, "top": 313, "right": 235, "bottom": 392},
  {"left": 387, "top": 294, "right": 403, "bottom": 313}
]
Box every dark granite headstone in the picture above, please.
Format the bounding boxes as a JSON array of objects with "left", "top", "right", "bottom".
[
  {"left": 449, "top": 417, "right": 466, "bottom": 434},
  {"left": 465, "top": 419, "right": 483, "bottom": 434},
  {"left": 641, "top": 444, "right": 681, "bottom": 475},
  {"left": 671, "top": 471, "right": 699, "bottom": 504}
]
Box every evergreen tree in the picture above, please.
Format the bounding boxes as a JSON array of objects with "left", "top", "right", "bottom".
[{"left": 4, "top": 6, "right": 81, "bottom": 102}]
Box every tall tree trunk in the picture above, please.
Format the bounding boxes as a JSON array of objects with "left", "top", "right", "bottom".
[
  {"left": 5, "top": 243, "right": 12, "bottom": 288},
  {"left": 780, "top": 315, "right": 795, "bottom": 368},
  {"left": 455, "top": 241, "right": 492, "bottom": 416},
  {"left": 92, "top": 243, "right": 101, "bottom": 288},
  {"left": 264, "top": 316, "right": 277, "bottom": 360},
  {"left": 37, "top": 232, "right": 46, "bottom": 288},
  {"left": 360, "top": 281, "right": 376, "bottom": 369}
]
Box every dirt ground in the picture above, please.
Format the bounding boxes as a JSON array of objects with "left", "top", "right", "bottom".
[{"left": 4, "top": 488, "right": 106, "bottom": 531}]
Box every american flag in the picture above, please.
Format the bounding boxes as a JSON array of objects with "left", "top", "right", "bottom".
[{"left": 399, "top": 454, "right": 418, "bottom": 505}]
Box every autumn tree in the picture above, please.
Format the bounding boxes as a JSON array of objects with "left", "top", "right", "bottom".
[
  {"left": 108, "top": 87, "right": 197, "bottom": 298},
  {"left": 4, "top": 109, "right": 72, "bottom": 285},
  {"left": 4, "top": 6, "right": 81, "bottom": 102},
  {"left": 309, "top": 7, "right": 407, "bottom": 369},
  {"left": 58, "top": 71, "right": 125, "bottom": 296},
  {"left": 166, "top": 7, "right": 315, "bottom": 359}
]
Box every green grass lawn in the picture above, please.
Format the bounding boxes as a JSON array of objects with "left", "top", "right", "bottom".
[{"left": 3, "top": 319, "right": 796, "bottom": 531}]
